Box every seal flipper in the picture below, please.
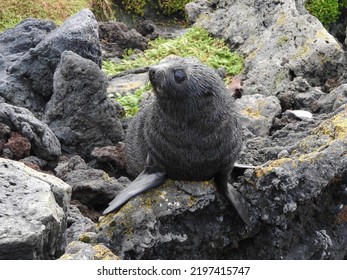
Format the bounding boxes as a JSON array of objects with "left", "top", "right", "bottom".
[
  {"left": 214, "top": 171, "right": 252, "bottom": 226},
  {"left": 103, "top": 155, "right": 166, "bottom": 215}
]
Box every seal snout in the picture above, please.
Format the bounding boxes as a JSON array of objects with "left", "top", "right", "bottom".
[{"left": 148, "top": 67, "right": 157, "bottom": 86}]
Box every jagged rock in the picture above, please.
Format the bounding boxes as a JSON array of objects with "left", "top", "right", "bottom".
[
  {"left": 94, "top": 105, "right": 347, "bottom": 260},
  {"left": 96, "top": 180, "right": 253, "bottom": 259},
  {"left": 99, "top": 21, "right": 148, "bottom": 58},
  {"left": 55, "top": 155, "right": 124, "bottom": 212},
  {"left": 135, "top": 20, "right": 159, "bottom": 40},
  {"left": 186, "top": 0, "right": 344, "bottom": 96},
  {"left": 2, "top": 132, "right": 31, "bottom": 160},
  {"left": 107, "top": 72, "right": 149, "bottom": 96},
  {"left": 0, "top": 103, "right": 61, "bottom": 160},
  {"left": 44, "top": 51, "right": 124, "bottom": 159},
  {"left": 8, "top": 9, "right": 101, "bottom": 99},
  {"left": 312, "top": 83, "right": 347, "bottom": 113},
  {"left": 0, "top": 158, "right": 71, "bottom": 259},
  {"left": 64, "top": 204, "right": 95, "bottom": 246},
  {"left": 0, "top": 18, "right": 56, "bottom": 73},
  {"left": 59, "top": 241, "right": 119, "bottom": 260},
  {"left": 236, "top": 94, "right": 282, "bottom": 136}
]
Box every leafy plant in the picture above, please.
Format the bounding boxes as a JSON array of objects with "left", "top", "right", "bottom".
[
  {"left": 117, "top": 0, "right": 193, "bottom": 16},
  {"left": 102, "top": 27, "right": 244, "bottom": 80},
  {"left": 114, "top": 83, "right": 152, "bottom": 116},
  {"left": 158, "top": 0, "right": 191, "bottom": 15},
  {"left": 304, "top": 0, "right": 347, "bottom": 27}
]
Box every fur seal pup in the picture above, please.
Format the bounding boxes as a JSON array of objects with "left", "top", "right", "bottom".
[{"left": 103, "top": 56, "right": 251, "bottom": 226}]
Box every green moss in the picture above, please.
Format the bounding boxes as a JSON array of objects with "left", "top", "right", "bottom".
[
  {"left": 118, "top": 0, "right": 193, "bottom": 16},
  {"left": 304, "top": 0, "right": 343, "bottom": 27},
  {"left": 158, "top": 0, "right": 192, "bottom": 15}
]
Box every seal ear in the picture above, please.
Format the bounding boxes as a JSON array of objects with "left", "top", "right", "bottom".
[{"left": 103, "top": 154, "right": 166, "bottom": 215}]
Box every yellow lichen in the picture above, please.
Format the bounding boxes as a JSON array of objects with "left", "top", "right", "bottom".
[
  {"left": 93, "top": 244, "right": 120, "bottom": 260},
  {"left": 292, "top": 39, "right": 313, "bottom": 60},
  {"left": 255, "top": 158, "right": 297, "bottom": 177},
  {"left": 242, "top": 106, "right": 261, "bottom": 119},
  {"left": 276, "top": 13, "right": 286, "bottom": 26}
]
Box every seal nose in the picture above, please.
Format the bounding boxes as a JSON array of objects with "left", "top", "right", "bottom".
[{"left": 148, "top": 67, "right": 156, "bottom": 83}]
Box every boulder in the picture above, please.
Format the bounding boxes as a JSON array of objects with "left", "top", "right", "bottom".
[
  {"left": 8, "top": 9, "right": 101, "bottom": 99},
  {"left": 186, "top": 0, "right": 344, "bottom": 96},
  {"left": 44, "top": 51, "right": 124, "bottom": 159},
  {"left": 236, "top": 94, "right": 282, "bottom": 136},
  {"left": 93, "top": 104, "right": 347, "bottom": 260},
  {"left": 0, "top": 10, "right": 101, "bottom": 116},
  {"left": 55, "top": 155, "right": 124, "bottom": 212},
  {"left": 0, "top": 158, "right": 71, "bottom": 259},
  {"left": 99, "top": 22, "right": 148, "bottom": 58},
  {"left": 0, "top": 18, "right": 56, "bottom": 72},
  {"left": 0, "top": 103, "right": 61, "bottom": 160},
  {"left": 96, "top": 180, "right": 253, "bottom": 259}
]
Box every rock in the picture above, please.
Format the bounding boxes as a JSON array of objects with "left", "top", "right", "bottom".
[
  {"left": 0, "top": 103, "right": 61, "bottom": 160},
  {"left": 64, "top": 204, "right": 95, "bottom": 246},
  {"left": 96, "top": 180, "right": 253, "bottom": 259},
  {"left": 0, "top": 158, "right": 71, "bottom": 259},
  {"left": 0, "top": 123, "right": 11, "bottom": 140},
  {"left": 0, "top": 18, "right": 56, "bottom": 72},
  {"left": 135, "top": 20, "right": 159, "bottom": 40},
  {"left": 187, "top": 0, "right": 344, "bottom": 96},
  {"left": 312, "top": 83, "right": 347, "bottom": 113},
  {"left": 91, "top": 143, "right": 127, "bottom": 168},
  {"left": 95, "top": 105, "right": 347, "bottom": 260},
  {"left": 44, "top": 51, "right": 124, "bottom": 159},
  {"left": 8, "top": 9, "right": 101, "bottom": 99},
  {"left": 99, "top": 21, "right": 148, "bottom": 58},
  {"left": 107, "top": 72, "right": 149, "bottom": 96},
  {"left": 236, "top": 94, "right": 282, "bottom": 136},
  {"left": 2, "top": 132, "right": 31, "bottom": 160},
  {"left": 59, "top": 241, "right": 119, "bottom": 260},
  {"left": 55, "top": 155, "right": 124, "bottom": 212}
]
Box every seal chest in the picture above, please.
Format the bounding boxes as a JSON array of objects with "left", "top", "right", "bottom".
[{"left": 104, "top": 56, "right": 250, "bottom": 226}]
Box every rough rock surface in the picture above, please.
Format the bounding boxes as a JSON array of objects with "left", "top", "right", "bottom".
[
  {"left": 96, "top": 180, "right": 253, "bottom": 259},
  {"left": 55, "top": 156, "right": 124, "bottom": 212},
  {"left": 99, "top": 22, "right": 148, "bottom": 58},
  {"left": 0, "top": 9, "right": 101, "bottom": 115},
  {"left": 44, "top": 51, "right": 124, "bottom": 159},
  {"left": 0, "top": 158, "right": 71, "bottom": 259},
  {"left": 8, "top": 9, "right": 101, "bottom": 98},
  {"left": 59, "top": 241, "right": 119, "bottom": 260},
  {"left": 186, "top": 0, "right": 344, "bottom": 96},
  {"left": 0, "top": 103, "right": 61, "bottom": 160},
  {"left": 236, "top": 94, "right": 282, "bottom": 136},
  {"left": 94, "top": 105, "right": 347, "bottom": 260}
]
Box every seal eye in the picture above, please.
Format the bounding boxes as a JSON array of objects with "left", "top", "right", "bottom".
[{"left": 174, "top": 69, "right": 186, "bottom": 84}]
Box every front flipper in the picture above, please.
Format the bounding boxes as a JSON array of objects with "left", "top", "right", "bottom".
[
  {"left": 215, "top": 171, "right": 252, "bottom": 226},
  {"left": 103, "top": 155, "right": 166, "bottom": 215}
]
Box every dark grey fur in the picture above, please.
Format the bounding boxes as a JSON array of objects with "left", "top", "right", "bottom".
[{"left": 104, "top": 56, "right": 250, "bottom": 225}]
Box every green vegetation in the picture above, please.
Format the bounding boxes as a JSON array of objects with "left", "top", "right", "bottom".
[
  {"left": 0, "top": 0, "right": 90, "bottom": 30},
  {"left": 103, "top": 27, "right": 244, "bottom": 78},
  {"left": 115, "top": 83, "right": 152, "bottom": 117},
  {"left": 158, "top": 0, "right": 192, "bottom": 15},
  {"left": 118, "top": 0, "right": 192, "bottom": 16},
  {"left": 304, "top": 0, "right": 347, "bottom": 27},
  {"left": 0, "top": 0, "right": 117, "bottom": 31},
  {"left": 105, "top": 27, "right": 244, "bottom": 116}
]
